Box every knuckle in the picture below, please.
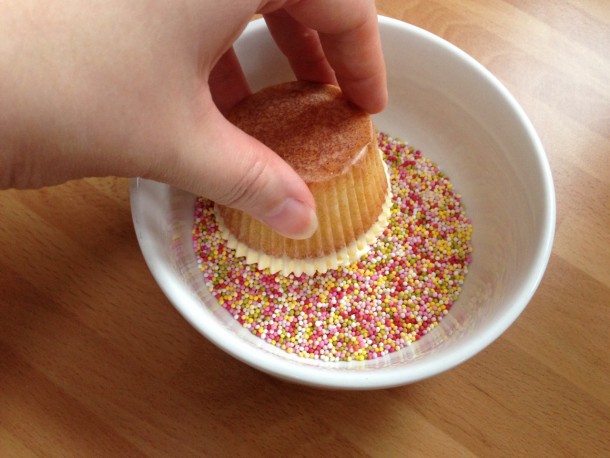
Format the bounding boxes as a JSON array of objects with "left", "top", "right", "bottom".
[{"left": 216, "top": 155, "right": 270, "bottom": 210}]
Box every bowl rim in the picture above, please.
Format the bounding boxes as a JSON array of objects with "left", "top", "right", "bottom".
[{"left": 129, "top": 16, "right": 556, "bottom": 389}]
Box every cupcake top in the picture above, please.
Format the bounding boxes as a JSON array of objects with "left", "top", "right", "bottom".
[{"left": 226, "top": 81, "right": 373, "bottom": 183}]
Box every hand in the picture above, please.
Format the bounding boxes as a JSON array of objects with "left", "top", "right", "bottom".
[{"left": 0, "top": 0, "right": 387, "bottom": 239}]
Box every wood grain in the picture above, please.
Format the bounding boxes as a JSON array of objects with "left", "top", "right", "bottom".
[{"left": 1, "top": 1, "right": 609, "bottom": 456}]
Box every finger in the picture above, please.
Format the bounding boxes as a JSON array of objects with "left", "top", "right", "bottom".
[
  {"left": 208, "top": 47, "right": 252, "bottom": 115},
  {"left": 284, "top": 0, "right": 387, "bottom": 114},
  {"left": 164, "top": 101, "right": 318, "bottom": 240},
  {"left": 263, "top": 9, "right": 337, "bottom": 85}
]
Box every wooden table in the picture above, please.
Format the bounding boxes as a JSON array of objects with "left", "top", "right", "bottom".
[{"left": 1, "top": 1, "right": 608, "bottom": 456}]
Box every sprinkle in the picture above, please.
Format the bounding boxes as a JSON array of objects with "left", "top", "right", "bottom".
[{"left": 192, "top": 132, "right": 473, "bottom": 361}]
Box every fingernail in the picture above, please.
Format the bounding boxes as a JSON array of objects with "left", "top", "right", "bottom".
[{"left": 260, "top": 198, "right": 319, "bottom": 240}]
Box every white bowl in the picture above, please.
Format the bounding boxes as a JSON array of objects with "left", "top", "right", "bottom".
[{"left": 130, "top": 16, "right": 555, "bottom": 389}]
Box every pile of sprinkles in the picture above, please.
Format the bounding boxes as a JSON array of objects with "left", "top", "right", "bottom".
[{"left": 192, "top": 132, "right": 472, "bottom": 362}]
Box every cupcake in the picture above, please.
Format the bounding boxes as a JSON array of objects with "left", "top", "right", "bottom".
[{"left": 215, "top": 81, "right": 391, "bottom": 276}]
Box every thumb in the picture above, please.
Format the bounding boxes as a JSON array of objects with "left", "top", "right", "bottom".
[{"left": 171, "top": 106, "right": 318, "bottom": 240}]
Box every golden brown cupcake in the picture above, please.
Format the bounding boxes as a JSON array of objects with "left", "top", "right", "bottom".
[{"left": 215, "top": 81, "right": 391, "bottom": 276}]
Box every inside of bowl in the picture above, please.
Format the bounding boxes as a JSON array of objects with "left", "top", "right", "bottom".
[{"left": 131, "top": 17, "right": 553, "bottom": 386}]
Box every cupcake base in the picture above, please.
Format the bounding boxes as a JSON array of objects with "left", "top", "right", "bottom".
[
  {"left": 215, "top": 137, "right": 391, "bottom": 276},
  {"left": 215, "top": 177, "right": 392, "bottom": 276}
]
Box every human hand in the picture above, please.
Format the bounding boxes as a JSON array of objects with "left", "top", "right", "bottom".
[{"left": 0, "top": 0, "right": 387, "bottom": 238}]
